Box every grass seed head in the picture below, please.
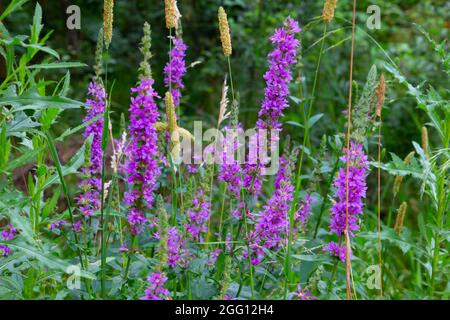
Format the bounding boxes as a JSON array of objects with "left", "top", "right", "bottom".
[
  {"left": 322, "top": 0, "right": 337, "bottom": 23},
  {"left": 103, "top": 0, "right": 114, "bottom": 48},
  {"left": 394, "top": 202, "right": 407, "bottom": 235},
  {"left": 218, "top": 7, "right": 232, "bottom": 56},
  {"left": 376, "top": 73, "right": 385, "bottom": 117},
  {"left": 165, "top": 0, "right": 181, "bottom": 29}
]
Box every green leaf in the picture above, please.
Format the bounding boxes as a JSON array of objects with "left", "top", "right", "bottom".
[
  {"left": 285, "top": 121, "right": 304, "bottom": 128},
  {"left": 56, "top": 114, "right": 103, "bottom": 142},
  {"left": 27, "top": 62, "right": 87, "bottom": 69},
  {"left": 307, "top": 113, "right": 324, "bottom": 129},
  {"left": 0, "top": 0, "right": 30, "bottom": 21},
  {"left": 7, "top": 243, "right": 96, "bottom": 280},
  {"left": 42, "top": 136, "right": 91, "bottom": 189},
  {"left": 0, "top": 90, "right": 84, "bottom": 111},
  {"left": 5, "top": 111, "right": 40, "bottom": 136},
  {"left": 4, "top": 147, "right": 43, "bottom": 172}
]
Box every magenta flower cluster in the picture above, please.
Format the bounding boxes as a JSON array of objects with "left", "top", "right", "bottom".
[
  {"left": 185, "top": 190, "right": 211, "bottom": 241},
  {"left": 246, "top": 156, "right": 293, "bottom": 265},
  {"left": 167, "top": 226, "right": 188, "bottom": 268},
  {"left": 243, "top": 18, "right": 300, "bottom": 196},
  {"left": 218, "top": 125, "right": 245, "bottom": 198},
  {"left": 1, "top": 224, "right": 17, "bottom": 240},
  {"left": 124, "top": 79, "right": 161, "bottom": 235},
  {"left": 1, "top": 224, "right": 17, "bottom": 257},
  {"left": 49, "top": 220, "right": 66, "bottom": 231},
  {"left": 295, "top": 285, "right": 317, "bottom": 300},
  {"left": 256, "top": 17, "right": 301, "bottom": 131},
  {"left": 296, "top": 194, "right": 313, "bottom": 224},
  {"left": 164, "top": 36, "right": 187, "bottom": 107},
  {"left": 325, "top": 142, "right": 368, "bottom": 261},
  {"left": 141, "top": 272, "right": 170, "bottom": 300},
  {"left": 75, "top": 81, "right": 106, "bottom": 218}
]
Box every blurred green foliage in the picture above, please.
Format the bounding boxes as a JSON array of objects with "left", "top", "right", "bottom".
[{"left": 4, "top": 0, "right": 448, "bottom": 157}]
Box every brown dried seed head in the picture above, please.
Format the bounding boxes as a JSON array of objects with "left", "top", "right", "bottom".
[
  {"left": 376, "top": 73, "right": 385, "bottom": 117},
  {"left": 218, "top": 7, "right": 232, "bottom": 56},
  {"left": 103, "top": 0, "right": 114, "bottom": 48},
  {"left": 165, "top": 0, "right": 178, "bottom": 29},
  {"left": 322, "top": 0, "right": 337, "bottom": 23},
  {"left": 421, "top": 127, "right": 429, "bottom": 158},
  {"left": 394, "top": 202, "right": 407, "bottom": 235}
]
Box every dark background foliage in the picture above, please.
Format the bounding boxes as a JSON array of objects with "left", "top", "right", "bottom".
[{"left": 3, "top": 0, "right": 448, "bottom": 155}]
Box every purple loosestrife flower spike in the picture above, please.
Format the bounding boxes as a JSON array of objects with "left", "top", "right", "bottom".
[
  {"left": 244, "top": 18, "right": 300, "bottom": 195},
  {"left": 124, "top": 79, "right": 161, "bottom": 235},
  {"left": 141, "top": 272, "right": 170, "bottom": 300},
  {"left": 295, "top": 194, "right": 313, "bottom": 224},
  {"left": 75, "top": 81, "right": 106, "bottom": 218},
  {"left": 164, "top": 36, "right": 187, "bottom": 107},
  {"left": 185, "top": 190, "right": 211, "bottom": 241},
  {"left": 256, "top": 17, "right": 300, "bottom": 131},
  {"left": 325, "top": 142, "right": 368, "bottom": 261},
  {"left": 167, "top": 226, "right": 188, "bottom": 268},
  {"left": 246, "top": 156, "right": 293, "bottom": 265}
]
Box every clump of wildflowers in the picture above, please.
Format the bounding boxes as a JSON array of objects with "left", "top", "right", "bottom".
[
  {"left": 164, "top": 36, "right": 187, "bottom": 107},
  {"left": 141, "top": 272, "right": 170, "bottom": 300},
  {"left": 325, "top": 142, "right": 368, "bottom": 261}
]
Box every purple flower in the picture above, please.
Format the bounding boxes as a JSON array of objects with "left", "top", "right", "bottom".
[
  {"left": 244, "top": 18, "right": 300, "bottom": 195},
  {"left": 167, "top": 227, "right": 188, "bottom": 268},
  {"left": 218, "top": 125, "right": 245, "bottom": 198},
  {"left": 73, "top": 220, "right": 83, "bottom": 232},
  {"left": 185, "top": 190, "right": 211, "bottom": 241},
  {"left": 0, "top": 244, "right": 11, "bottom": 257},
  {"left": 49, "top": 220, "right": 66, "bottom": 231},
  {"left": 326, "top": 142, "right": 368, "bottom": 261},
  {"left": 295, "top": 194, "right": 313, "bottom": 224},
  {"left": 164, "top": 36, "right": 187, "bottom": 107},
  {"left": 1, "top": 224, "right": 17, "bottom": 241},
  {"left": 246, "top": 156, "right": 293, "bottom": 265},
  {"left": 118, "top": 243, "right": 129, "bottom": 253},
  {"left": 323, "top": 241, "right": 347, "bottom": 262},
  {"left": 75, "top": 81, "right": 106, "bottom": 218},
  {"left": 125, "top": 78, "right": 161, "bottom": 235},
  {"left": 256, "top": 17, "right": 300, "bottom": 131},
  {"left": 294, "top": 285, "right": 317, "bottom": 300},
  {"left": 141, "top": 272, "right": 170, "bottom": 300},
  {"left": 207, "top": 248, "right": 221, "bottom": 265}
]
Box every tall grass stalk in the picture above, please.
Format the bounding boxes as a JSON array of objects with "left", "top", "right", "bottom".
[{"left": 343, "top": 0, "right": 358, "bottom": 300}]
